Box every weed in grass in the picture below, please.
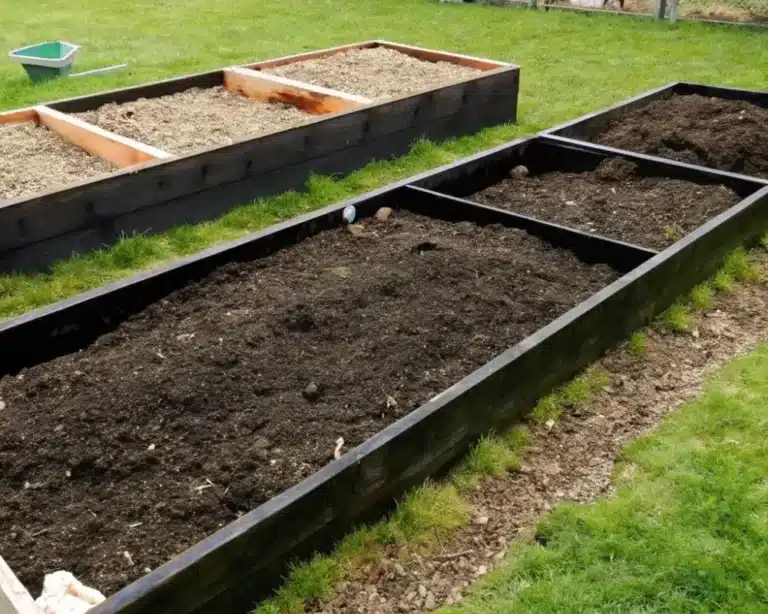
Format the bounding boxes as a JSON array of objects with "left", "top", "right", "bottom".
[
  {"left": 383, "top": 483, "right": 470, "bottom": 545},
  {"left": 532, "top": 366, "right": 609, "bottom": 423},
  {"left": 689, "top": 282, "right": 714, "bottom": 310},
  {"left": 712, "top": 270, "right": 735, "bottom": 293},
  {"left": 662, "top": 224, "right": 684, "bottom": 242},
  {"left": 722, "top": 248, "right": 760, "bottom": 282},
  {"left": 455, "top": 436, "right": 522, "bottom": 491},
  {"left": 532, "top": 394, "right": 559, "bottom": 424},
  {"left": 504, "top": 426, "right": 531, "bottom": 453},
  {"left": 627, "top": 330, "right": 647, "bottom": 357},
  {"left": 761, "top": 233, "right": 768, "bottom": 251},
  {"left": 661, "top": 303, "right": 690, "bottom": 332}
]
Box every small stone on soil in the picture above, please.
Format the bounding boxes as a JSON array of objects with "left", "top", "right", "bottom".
[
  {"left": 509, "top": 164, "right": 529, "bottom": 179},
  {"left": 375, "top": 207, "right": 394, "bottom": 221},
  {"left": 303, "top": 381, "right": 320, "bottom": 401}
]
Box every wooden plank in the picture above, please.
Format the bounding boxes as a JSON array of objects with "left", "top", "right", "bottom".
[
  {"left": 223, "top": 67, "right": 371, "bottom": 115},
  {"left": 0, "top": 108, "right": 39, "bottom": 125},
  {"left": 35, "top": 106, "right": 173, "bottom": 168},
  {"left": 245, "top": 41, "right": 378, "bottom": 70},
  {"left": 0, "top": 556, "right": 38, "bottom": 614},
  {"left": 374, "top": 40, "right": 510, "bottom": 71}
]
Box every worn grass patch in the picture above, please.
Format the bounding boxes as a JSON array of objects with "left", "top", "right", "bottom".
[
  {"left": 627, "top": 330, "right": 648, "bottom": 356},
  {"left": 661, "top": 302, "right": 691, "bottom": 332},
  {"left": 440, "top": 345, "right": 768, "bottom": 613},
  {"left": 689, "top": 282, "right": 714, "bottom": 310}
]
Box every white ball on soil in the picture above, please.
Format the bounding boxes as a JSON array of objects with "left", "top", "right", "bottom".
[{"left": 342, "top": 205, "right": 356, "bottom": 224}]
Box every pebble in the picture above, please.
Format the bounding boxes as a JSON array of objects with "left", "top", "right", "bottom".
[
  {"left": 475, "top": 565, "right": 488, "bottom": 576},
  {"left": 472, "top": 515, "right": 489, "bottom": 525},
  {"left": 253, "top": 436, "right": 271, "bottom": 449},
  {"left": 394, "top": 562, "right": 406, "bottom": 576},
  {"left": 0, "top": 399, "right": 5, "bottom": 411},
  {"left": 509, "top": 164, "right": 530, "bottom": 179},
  {"left": 418, "top": 585, "right": 427, "bottom": 598},
  {"left": 375, "top": 206, "right": 393, "bottom": 221},
  {"left": 303, "top": 381, "right": 320, "bottom": 401},
  {"left": 347, "top": 224, "right": 364, "bottom": 236}
]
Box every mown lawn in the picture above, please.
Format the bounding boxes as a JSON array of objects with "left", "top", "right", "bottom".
[{"left": 0, "top": 0, "right": 766, "bottom": 318}]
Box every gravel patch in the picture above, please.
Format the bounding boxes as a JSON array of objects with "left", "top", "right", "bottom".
[
  {"left": 76, "top": 86, "right": 313, "bottom": 156},
  {"left": 0, "top": 122, "right": 114, "bottom": 202},
  {"left": 267, "top": 47, "right": 481, "bottom": 100}
]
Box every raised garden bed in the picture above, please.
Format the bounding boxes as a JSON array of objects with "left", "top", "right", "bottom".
[
  {"left": 0, "top": 210, "right": 618, "bottom": 598},
  {"left": 468, "top": 155, "right": 741, "bottom": 249},
  {"left": 1, "top": 136, "right": 767, "bottom": 614},
  {"left": 0, "top": 40, "right": 519, "bottom": 274},
  {"left": 411, "top": 138, "right": 764, "bottom": 251},
  {"left": 542, "top": 82, "right": 768, "bottom": 181}
]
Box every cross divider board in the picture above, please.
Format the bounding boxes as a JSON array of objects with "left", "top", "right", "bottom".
[{"left": 222, "top": 67, "right": 372, "bottom": 115}]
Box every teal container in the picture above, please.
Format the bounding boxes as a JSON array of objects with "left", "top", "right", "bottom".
[{"left": 9, "top": 41, "right": 80, "bottom": 83}]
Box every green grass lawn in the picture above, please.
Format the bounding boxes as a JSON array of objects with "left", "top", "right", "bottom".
[
  {"left": 443, "top": 345, "right": 768, "bottom": 614},
  {"left": 0, "top": 0, "right": 766, "bottom": 319}
]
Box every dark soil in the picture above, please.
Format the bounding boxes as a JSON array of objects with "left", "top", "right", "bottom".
[
  {"left": 593, "top": 94, "right": 768, "bottom": 179},
  {"left": 0, "top": 211, "right": 618, "bottom": 596},
  {"left": 471, "top": 157, "right": 740, "bottom": 249}
]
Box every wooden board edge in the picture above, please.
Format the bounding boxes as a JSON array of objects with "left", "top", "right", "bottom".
[
  {"left": 244, "top": 40, "right": 379, "bottom": 70},
  {"left": 223, "top": 67, "right": 371, "bottom": 115},
  {"left": 0, "top": 556, "right": 38, "bottom": 614},
  {"left": 0, "top": 108, "right": 39, "bottom": 125},
  {"left": 373, "top": 40, "right": 511, "bottom": 71},
  {"left": 35, "top": 106, "right": 174, "bottom": 168}
]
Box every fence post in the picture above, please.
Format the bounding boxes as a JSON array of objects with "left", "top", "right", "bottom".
[
  {"left": 668, "top": 0, "right": 678, "bottom": 22},
  {"left": 655, "top": 0, "right": 667, "bottom": 18}
]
